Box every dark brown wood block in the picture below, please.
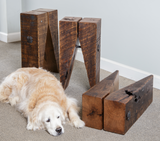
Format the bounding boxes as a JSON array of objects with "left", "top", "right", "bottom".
[
  {"left": 21, "top": 8, "right": 59, "bottom": 72},
  {"left": 79, "top": 18, "right": 101, "bottom": 88},
  {"left": 104, "top": 75, "right": 153, "bottom": 135},
  {"left": 82, "top": 70, "right": 119, "bottom": 129},
  {"left": 59, "top": 17, "right": 82, "bottom": 89}
]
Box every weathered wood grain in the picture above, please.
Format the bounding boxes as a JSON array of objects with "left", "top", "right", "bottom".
[
  {"left": 104, "top": 75, "right": 153, "bottom": 134},
  {"left": 59, "top": 17, "right": 82, "bottom": 89},
  {"left": 21, "top": 8, "right": 59, "bottom": 72},
  {"left": 79, "top": 18, "right": 101, "bottom": 88},
  {"left": 82, "top": 70, "right": 119, "bottom": 129}
]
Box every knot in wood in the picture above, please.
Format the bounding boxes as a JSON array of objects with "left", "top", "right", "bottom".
[
  {"left": 64, "top": 17, "right": 74, "bottom": 21},
  {"left": 125, "top": 90, "right": 141, "bottom": 103},
  {"left": 126, "top": 111, "right": 131, "bottom": 121},
  {"left": 27, "top": 36, "right": 33, "bottom": 43}
]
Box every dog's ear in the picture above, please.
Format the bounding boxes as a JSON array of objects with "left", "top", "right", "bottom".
[
  {"left": 61, "top": 113, "right": 65, "bottom": 123},
  {"left": 57, "top": 108, "right": 65, "bottom": 123}
]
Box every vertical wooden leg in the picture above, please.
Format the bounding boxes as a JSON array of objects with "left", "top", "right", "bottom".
[
  {"left": 104, "top": 75, "right": 153, "bottom": 134},
  {"left": 21, "top": 11, "right": 48, "bottom": 68},
  {"left": 82, "top": 70, "right": 119, "bottom": 129},
  {"left": 59, "top": 17, "right": 101, "bottom": 89},
  {"left": 59, "top": 17, "right": 82, "bottom": 89},
  {"left": 21, "top": 9, "right": 59, "bottom": 72},
  {"left": 79, "top": 18, "right": 101, "bottom": 88},
  {"left": 36, "top": 9, "right": 59, "bottom": 72}
]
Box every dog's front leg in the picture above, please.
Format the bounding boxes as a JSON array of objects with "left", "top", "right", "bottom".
[
  {"left": 27, "top": 116, "right": 41, "bottom": 131},
  {"left": 68, "top": 107, "right": 85, "bottom": 128}
]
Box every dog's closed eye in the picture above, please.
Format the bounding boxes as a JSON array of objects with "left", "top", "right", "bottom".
[{"left": 46, "top": 118, "right": 50, "bottom": 122}]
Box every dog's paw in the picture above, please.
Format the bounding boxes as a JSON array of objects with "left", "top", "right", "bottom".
[
  {"left": 9, "top": 96, "right": 19, "bottom": 106},
  {"left": 73, "top": 119, "right": 85, "bottom": 128},
  {"left": 26, "top": 123, "right": 39, "bottom": 131},
  {"left": 27, "top": 123, "right": 33, "bottom": 131}
]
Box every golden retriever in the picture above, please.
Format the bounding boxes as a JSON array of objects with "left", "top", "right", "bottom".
[{"left": 0, "top": 67, "right": 85, "bottom": 136}]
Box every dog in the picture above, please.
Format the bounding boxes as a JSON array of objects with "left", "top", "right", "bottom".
[{"left": 0, "top": 67, "right": 85, "bottom": 136}]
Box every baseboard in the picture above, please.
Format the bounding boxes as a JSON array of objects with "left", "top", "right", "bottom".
[
  {"left": 0, "top": 32, "right": 21, "bottom": 43},
  {"left": 0, "top": 32, "right": 7, "bottom": 42},
  {"left": 76, "top": 49, "right": 160, "bottom": 90}
]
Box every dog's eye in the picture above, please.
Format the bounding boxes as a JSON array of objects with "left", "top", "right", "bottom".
[
  {"left": 57, "top": 116, "right": 60, "bottom": 119},
  {"left": 46, "top": 118, "right": 50, "bottom": 122}
]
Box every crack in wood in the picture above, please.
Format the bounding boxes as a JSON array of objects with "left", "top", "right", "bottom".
[{"left": 125, "top": 90, "right": 141, "bottom": 102}]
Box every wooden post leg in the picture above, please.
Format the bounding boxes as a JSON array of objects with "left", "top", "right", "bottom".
[
  {"left": 104, "top": 75, "right": 153, "bottom": 135},
  {"left": 82, "top": 70, "right": 119, "bottom": 129},
  {"left": 79, "top": 18, "right": 101, "bottom": 88},
  {"left": 21, "top": 10, "right": 48, "bottom": 68},
  {"left": 36, "top": 9, "right": 59, "bottom": 72},
  {"left": 21, "top": 9, "right": 59, "bottom": 72},
  {"left": 59, "top": 17, "right": 82, "bottom": 89}
]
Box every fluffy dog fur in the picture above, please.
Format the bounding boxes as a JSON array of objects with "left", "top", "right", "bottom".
[{"left": 0, "top": 67, "right": 85, "bottom": 136}]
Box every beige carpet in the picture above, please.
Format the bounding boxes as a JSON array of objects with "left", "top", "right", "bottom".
[{"left": 0, "top": 41, "right": 160, "bottom": 141}]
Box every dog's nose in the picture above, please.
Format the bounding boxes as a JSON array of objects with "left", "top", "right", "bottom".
[{"left": 56, "top": 127, "right": 62, "bottom": 133}]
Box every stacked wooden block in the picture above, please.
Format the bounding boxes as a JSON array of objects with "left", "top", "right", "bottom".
[{"left": 21, "top": 8, "right": 154, "bottom": 135}]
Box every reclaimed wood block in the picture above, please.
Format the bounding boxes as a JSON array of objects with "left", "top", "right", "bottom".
[
  {"left": 79, "top": 18, "right": 101, "bottom": 88},
  {"left": 104, "top": 75, "right": 153, "bottom": 135},
  {"left": 59, "top": 17, "right": 101, "bottom": 89},
  {"left": 59, "top": 17, "right": 82, "bottom": 89},
  {"left": 82, "top": 70, "right": 119, "bottom": 129},
  {"left": 21, "top": 8, "right": 59, "bottom": 72}
]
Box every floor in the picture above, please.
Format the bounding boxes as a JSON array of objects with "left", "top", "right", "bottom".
[{"left": 0, "top": 41, "right": 160, "bottom": 141}]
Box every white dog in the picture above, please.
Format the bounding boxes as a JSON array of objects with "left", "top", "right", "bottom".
[{"left": 0, "top": 67, "right": 85, "bottom": 136}]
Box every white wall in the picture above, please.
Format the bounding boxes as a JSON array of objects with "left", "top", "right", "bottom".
[
  {"left": 104, "top": 0, "right": 160, "bottom": 77},
  {"left": 21, "top": 0, "right": 160, "bottom": 77},
  {"left": 0, "top": 0, "right": 7, "bottom": 33},
  {"left": 0, "top": 0, "right": 21, "bottom": 42},
  {"left": 6, "top": 0, "right": 22, "bottom": 33}
]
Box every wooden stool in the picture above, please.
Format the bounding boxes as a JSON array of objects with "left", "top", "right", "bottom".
[
  {"left": 59, "top": 17, "right": 101, "bottom": 89},
  {"left": 21, "top": 8, "right": 59, "bottom": 72}
]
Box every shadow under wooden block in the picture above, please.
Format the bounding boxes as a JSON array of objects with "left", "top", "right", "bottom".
[
  {"left": 59, "top": 17, "right": 82, "bottom": 89},
  {"left": 82, "top": 70, "right": 119, "bottom": 129},
  {"left": 104, "top": 75, "right": 153, "bottom": 135},
  {"left": 79, "top": 18, "right": 101, "bottom": 88},
  {"left": 21, "top": 8, "right": 59, "bottom": 72}
]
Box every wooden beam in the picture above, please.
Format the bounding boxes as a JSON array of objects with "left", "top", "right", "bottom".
[
  {"left": 104, "top": 75, "right": 153, "bottom": 134},
  {"left": 59, "top": 17, "right": 82, "bottom": 89},
  {"left": 82, "top": 70, "right": 119, "bottom": 129},
  {"left": 21, "top": 9, "right": 59, "bottom": 72},
  {"left": 79, "top": 18, "right": 101, "bottom": 88}
]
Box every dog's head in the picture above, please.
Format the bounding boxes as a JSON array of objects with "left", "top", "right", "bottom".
[{"left": 38, "top": 103, "right": 65, "bottom": 136}]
